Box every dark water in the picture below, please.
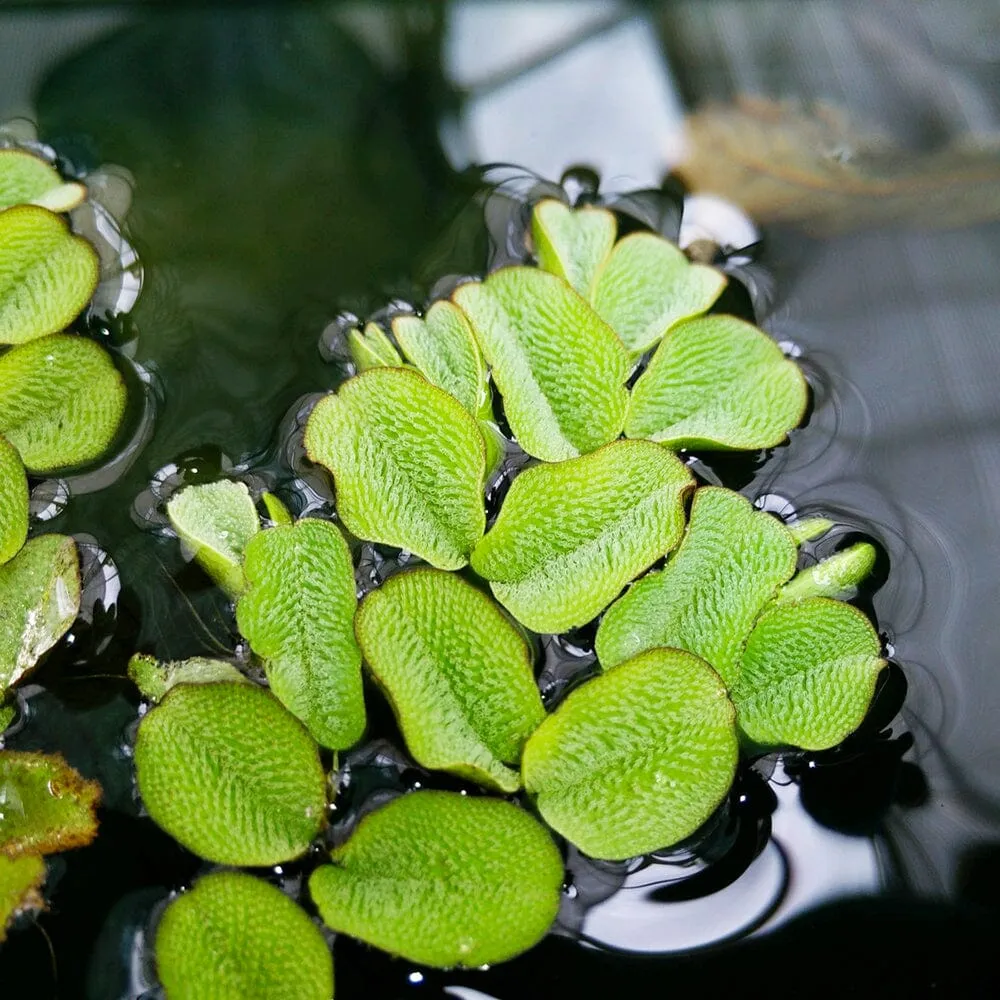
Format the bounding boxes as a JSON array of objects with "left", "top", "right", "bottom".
[{"left": 2, "top": 5, "right": 1000, "bottom": 997}]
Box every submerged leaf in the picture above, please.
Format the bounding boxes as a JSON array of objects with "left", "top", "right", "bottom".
[
  {"left": 304, "top": 368, "right": 486, "bottom": 570},
  {"left": 0, "top": 751, "right": 101, "bottom": 857},
  {"left": 0, "top": 534, "right": 80, "bottom": 692},
  {"left": 626, "top": 315, "right": 807, "bottom": 449},
  {"left": 0, "top": 436, "right": 28, "bottom": 566},
  {"left": 166, "top": 480, "right": 260, "bottom": 597},
  {"left": 0, "top": 205, "right": 99, "bottom": 345},
  {"left": 309, "top": 790, "right": 562, "bottom": 968},
  {"left": 237, "top": 518, "right": 365, "bottom": 750},
  {"left": 733, "top": 598, "right": 886, "bottom": 749},
  {"left": 778, "top": 541, "right": 877, "bottom": 603},
  {"left": 355, "top": 569, "right": 545, "bottom": 792},
  {"left": 531, "top": 198, "right": 616, "bottom": 298},
  {"left": 347, "top": 321, "right": 402, "bottom": 371},
  {"left": 453, "top": 267, "right": 629, "bottom": 462},
  {"left": 595, "top": 488, "right": 797, "bottom": 682},
  {"left": 0, "top": 852, "right": 45, "bottom": 943},
  {"left": 522, "top": 647, "right": 738, "bottom": 860},
  {"left": 127, "top": 653, "right": 248, "bottom": 704},
  {"left": 0, "top": 334, "right": 127, "bottom": 473},
  {"left": 156, "top": 871, "right": 334, "bottom": 1000},
  {"left": 134, "top": 683, "right": 326, "bottom": 866},
  {"left": 592, "top": 233, "right": 726, "bottom": 354},
  {"left": 472, "top": 440, "right": 694, "bottom": 633}
]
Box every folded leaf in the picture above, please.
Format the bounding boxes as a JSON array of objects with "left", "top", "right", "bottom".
[
  {"left": 29, "top": 183, "right": 87, "bottom": 214},
  {"left": 531, "top": 198, "right": 616, "bottom": 298},
  {"left": 355, "top": 569, "right": 545, "bottom": 792},
  {"left": 0, "top": 150, "right": 65, "bottom": 211},
  {"left": 237, "top": 519, "right": 365, "bottom": 750},
  {"left": 304, "top": 368, "right": 486, "bottom": 570},
  {"left": 595, "top": 488, "right": 797, "bottom": 682},
  {"left": 166, "top": 480, "right": 260, "bottom": 597},
  {"left": 522, "top": 647, "right": 738, "bottom": 860},
  {"left": 472, "top": 439, "right": 694, "bottom": 634},
  {"left": 453, "top": 267, "right": 629, "bottom": 462},
  {"left": 134, "top": 683, "right": 326, "bottom": 866},
  {"left": 0, "top": 534, "right": 80, "bottom": 693},
  {"left": 733, "top": 598, "right": 886, "bottom": 749},
  {"left": 778, "top": 541, "right": 877, "bottom": 603},
  {"left": 309, "top": 790, "right": 562, "bottom": 968},
  {"left": 347, "top": 321, "right": 402, "bottom": 371},
  {"left": 0, "top": 334, "right": 127, "bottom": 473},
  {"left": 0, "top": 853, "right": 45, "bottom": 943},
  {"left": 127, "top": 653, "right": 248, "bottom": 704},
  {"left": 0, "top": 751, "right": 101, "bottom": 857},
  {"left": 625, "top": 315, "right": 808, "bottom": 449},
  {"left": 591, "top": 232, "right": 726, "bottom": 354},
  {"left": 788, "top": 516, "right": 834, "bottom": 545},
  {"left": 156, "top": 871, "right": 334, "bottom": 1000},
  {"left": 0, "top": 436, "right": 28, "bottom": 566},
  {"left": 261, "top": 490, "right": 294, "bottom": 527},
  {"left": 0, "top": 205, "right": 99, "bottom": 345}
]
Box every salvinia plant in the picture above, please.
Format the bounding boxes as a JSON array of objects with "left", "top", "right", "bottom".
[
  {"left": 0, "top": 144, "right": 132, "bottom": 940},
  {"left": 128, "top": 197, "right": 884, "bottom": 995}
]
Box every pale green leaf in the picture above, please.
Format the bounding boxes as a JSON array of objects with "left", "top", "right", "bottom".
[
  {"left": 0, "top": 150, "right": 77, "bottom": 212},
  {"left": 134, "top": 683, "right": 326, "bottom": 866},
  {"left": 166, "top": 480, "right": 260, "bottom": 598},
  {"left": 0, "top": 205, "right": 99, "bottom": 345},
  {"left": 355, "top": 569, "right": 545, "bottom": 792},
  {"left": 522, "top": 647, "right": 738, "bottom": 860},
  {"left": 0, "top": 436, "right": 28, "bottom": 566},
  {"left": 625, "top": 315, "right": 808, "bottom": 449},
  {"left": 29, "top": 183, "right": 87, "bottom": 214},
  {"left": 309, "top": 790, "right": 562, "bottom": 968},
  {"left": 237, "top": 519, "right": 364, "bottom": 750},
  {"left": 778, "top": 541, "right": 877, "bottom": 603},
  {"left": 393, "top": 301, "right": 487, "bottom": 418},
  {"left": 0, "top": 852, "right": 45, "bottom": 943},
  {"left": 261, "top": 490, "right": 294, "bottom": 527},
  {"left": 591, "top": 232, "right": 727, "bottom": 354},
  {"left": 156, "top": 871, "right": 334, "bottom": 1000},
  {"left": 788, "top": 516, "right": 834, "bottom": 545},
  {"left": 453, "top": 267, "right": 629, "bottom": 462},
  {"left": 347, "top": 321, "right": 402, "bottom": 371},
  {"left": 0, "top": 534, "right": 80, "bottom": 692},
  {"left": 531, "top": 198, "right": 616, "bottom": 298},
  {"left": 471, "top": 439, "right": 694, "bottom": 633},
  {"left": 733, "top": 597, "right": 886, "bottom": 750},
  {"left": 0, "top": 751, "right": 101, "bottom": 857},
  {"left": 0, "top": 334, "right": 127, "bottom": 473},
  {"left": 127, "top": 653, "right": 248, "bottom": 704},
  {"left": 595, "top": 488, "right": 797, "bottom": 683},
  {"left": 304, "top": 368, "right": 486, "bottom": 570}
]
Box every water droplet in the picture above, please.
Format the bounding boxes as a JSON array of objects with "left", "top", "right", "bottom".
[{"left": 560, "top": 165, "right": 600, "bottom": 205}]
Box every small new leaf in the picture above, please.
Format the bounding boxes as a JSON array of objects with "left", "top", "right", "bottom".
[
  {"left": 778, "top": 541, "right": 877, "bottom": 603},
  {"left": 531, "top": 198, "right": 616, "bottom": 298},
  {"left": 0, "top": 150, "right": 84, "bottom": 214},
  {"left": 127, "top": 653, "right": 248, "bottom": 704},
  {"left": 347, "top": 321, "right": 402, "bottom": 371},
  {"left": 0, "top": 436, "right": 28, "bottom": 566}
]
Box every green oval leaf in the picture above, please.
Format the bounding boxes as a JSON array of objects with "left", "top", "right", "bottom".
[
  {"left": 595, "top": 488, "right": 797, "bottom": 682},
  {"left": 531, "top": 198, "right": 617, "bottom": 299},
  {"left": 355, "top": 569, "right": 545, "bottom": 792},
  {"left": 127, "top": 653, "right": 248, "bottom": 704},
  {"left": 0, "top": 534, "right": 80, "bottom": 693},
  {"left": 309, "top": 790, "right": 562, "bottom": 968},
  {"left": 453, "top": 267, "right": 629, "bottom": 462},
  {"left": 0, "top": 334, "right": 127, "bottom": 473},
  {"left": 166, "top": 480, "right": 260, "bottom": 598},
  {"left": 134, "top": 683, "right": 326, "bottom": 865},
  {"left": 625, "top": 315, "right": 808, "bottom": 449},
  {"left": 0, "top": 751, "right": 101, "bottom": 857},
  {"left": 261, "top": 490, "right": 294, "bottom": 527},
  {"left": 778, "top": 541, "right": 877, "bottom": 603},
  {"left": 522, "top": 647, "right": 738, "bottom": 860},
  {"left": 156, "top": 871, "right": 334, "bottom": 1000},
  {"left": 237, "top": 518, "right": 364, "bottom": 750},
  {"left": 471, "top": 440, "right": 694, "bottom": 633},
  {"left": 0, "top": 436, "right": 28, "bottom": 566},
  {"left": 733, "top": 597, "right": 886, "bottom": 750},
  {"left": 0, "top": 853, "right": 45, "bottom": 943},
  {"left": 788, "top": 516, "right": 834, "bottom": 545},
  {"left": 0, "top": 205, "right": 99, "bottom": 345},
  {"left": 347, "top": 321, "right": 402, "bottom": 372},
  {"left": 304, "top": 368, "right": 486, "bottom": 570},
  {"left": 591, "top": 232, "right": 727, "bottom": 355},
  {"left": 0, "top": 150, "right": 84, "bottom": 214}
]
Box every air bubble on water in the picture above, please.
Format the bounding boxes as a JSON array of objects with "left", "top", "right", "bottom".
[
  {"left": 779, "top": 340, "right": 803, "bottom": 358},
  {"left": 755, "top": 492, "right": 797, "bottom": 518},
  {"left": 408, "top": 971, "right": 424, "bottom": 985},
  {"left": 560, "top": 165, "right": 600, "bottom": 205},
  {"left": 318, "top": 311, "right": 360, "bottom": 363},
  {"left": 29, "top": 479, "right": 70, "bottom": 521}
]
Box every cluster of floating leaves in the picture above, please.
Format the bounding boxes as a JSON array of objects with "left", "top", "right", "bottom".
[
  {"left": 0, "top": 140, "right": 133, "bottom": 940},
  {"left": 122, "top": 197, "right": 885, "bottom": 996}
]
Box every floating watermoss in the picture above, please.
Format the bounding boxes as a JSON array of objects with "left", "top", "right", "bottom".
[
  {"left": 0, "top": 149, "right": 85, "bottom": 214},
  {"left": 260, "top": 490, "right": 294, "bottom": 527},
  {"left": 778, "top": 541, "right": 878, "bottom": 603},
  {"left": 346, "top": 320, "right": 403, "bottom": 372},
  {"left": 156, "top": 871, "right": 334, "bottom": 1000},
  {"left": 355, "top": 568, "right": 545, "bottom": 792},
  {"left": 0, "top": 436, "right": 27, "bottom": 566},
  {"left": 531, "top": 197, "right": 617, "bottom": 298},
  {"left": 309, "top": 790, "right": 563, "bottom": 968},
  {"left": 0, "top": 853, "right": 45, "bottom": 943},
  {"left": 127, "top": 653, "right": 249, "bottom": 704}
]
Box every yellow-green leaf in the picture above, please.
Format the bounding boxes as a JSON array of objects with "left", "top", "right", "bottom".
[
  {"left": 0, "top": 853, "right": 45, "bottom": 943},
  {"left": 347, "top": 321, "right": 402, "bottom": 371},
  {"left": 127, "top": 653, "right": 248, "bottom": 704},
  {"left": 531, "top": 198, "right": 616, "bottom": 298},
  {"left": 0, "top": 149, "right": 84, "bottom": 214},
  {"left": 778, "top": 541, "right": 877, "bottom": 603},
  {"left": 0, "top": 436, "right": 28, "bottom": 566}
]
